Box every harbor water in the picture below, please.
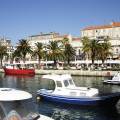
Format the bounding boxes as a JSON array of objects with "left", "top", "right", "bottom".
[{"left": 0, "top": 73, "right": 120, "bottom": 120}]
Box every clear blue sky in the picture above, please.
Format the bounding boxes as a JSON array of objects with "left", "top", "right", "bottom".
[{"left": 0, "top": 0, "right": 120, "bottom": 44}]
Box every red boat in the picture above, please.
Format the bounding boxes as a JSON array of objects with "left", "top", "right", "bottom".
[{"left": 3, "top": 63, "right": 35, "bottom": 75}]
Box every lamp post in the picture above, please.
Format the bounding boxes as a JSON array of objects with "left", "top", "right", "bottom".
[{"left": 45, "top": 45, "right": 48, "bottom": 69}]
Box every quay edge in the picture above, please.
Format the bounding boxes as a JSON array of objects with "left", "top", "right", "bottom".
[
  {"left": 0, "top": 69, "right": 118, "bottom": 77},
  {"left": 35, "top": 70, "right": 117, "bottom": 77}
]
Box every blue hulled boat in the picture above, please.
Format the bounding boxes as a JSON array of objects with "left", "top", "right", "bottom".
[{"left": 37, "top": 74, "right": 120, "bottom": 106}]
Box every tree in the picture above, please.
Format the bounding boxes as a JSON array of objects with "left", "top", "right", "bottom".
[
  {"left": 0, "top": 44, "right": 8, "bottom": 67},
  {"left": 82, "top": 37, "right": 101, "bottom": 64},
  {"left": 82, "top": 37, "right": 91, "bottom": 60},
  {"left": 97, "top": 38, "right": 112, "bottom": 64},
  {"left": 90, "top": 39, "right": 99, "bottom": 64},
  {"left": 47, "top": 41, "right": 63, "bottom": 68},
  {"left": 16, "top": 39, "right": 32, "bottom": 63},
  {"left": 32, "top": 42, "right": 45, "bottom": 69},
  {"left": 62, "top": 37, "right": 69, "bottom": 45},
  {"left": 12, "top": 49, "right": 22, "bottom": 63},
  {"left": 64, "top": 43, "right": 75, "bottom": 65}
]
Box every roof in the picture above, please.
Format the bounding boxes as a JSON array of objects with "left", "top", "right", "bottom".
[
  {"left": 82, "top": 22, "right": 120, "bottom": 31},
  {"left": 42, "top": 74, "right": 72, "bottom": 81},
  {"left": 72, "top": 37, "right": 81, "bottom": 41}
]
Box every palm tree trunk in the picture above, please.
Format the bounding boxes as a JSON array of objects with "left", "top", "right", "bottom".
[
  {"left": 38, "top": 59, "right": 41, "bottom": 69},
  {"left": 102, "top": 59, "right": 105, "bottom": 65},
  {"left": 0, "top": 59, "right": 2, "bottom": 68},
  {"left": 67, "top": 58, "right": 70, "bottom": 66},
  {"left": 54, "top": 59, "right": 57, "bottom": 69}
]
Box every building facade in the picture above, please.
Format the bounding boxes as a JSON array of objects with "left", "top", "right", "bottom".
[
  {"left": 81, "top": 22, "right": 120, "bottom": 59},
  {"left": 27, "top": 32, "right": 72, "bottom": 50},
  {"left": 0, "top": 37, "right": 14, "bottom": 61},
  {"left": 26, "top": 32, "right": 75, "bottom": 61}
]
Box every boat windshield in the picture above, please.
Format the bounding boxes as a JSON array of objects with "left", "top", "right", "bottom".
[
  {"left": 63, "top": 80, "right": 69, "bottom": 87},
  {"left": 63, "top": 79, "right": 75, "bottom": 87},
  {"left": 69, "top": 79, "right": 74, "bottom": 85},
  {"left": 56, "top": 81, "right": 62, "bottom": 87},
  {"left": 0, "top": 99, "right": 39, "bottom": 120}
]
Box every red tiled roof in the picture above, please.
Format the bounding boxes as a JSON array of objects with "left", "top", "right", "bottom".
[
  {"left": 54, "top": 34, "right": 69, "bottom": 38},
  {"left": 72, "top": 37, "right": 81, "bottom": 41},
  {"left": 82, "top": 22, "right": 120, "bottom": 30}
]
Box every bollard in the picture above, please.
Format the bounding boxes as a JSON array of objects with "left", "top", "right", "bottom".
[{"left": 106, "top": 71, "right": 110, "bottom": 76}]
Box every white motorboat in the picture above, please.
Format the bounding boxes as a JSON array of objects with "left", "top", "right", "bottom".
[
  {"left": 103, "top": 72, "right": 120, "bottom": 84},
  {"left": 0, "top": 88, "right": 32, "bottom": 101},
  {"left": 0, "top": 88, "right": 54, "bottom": 120},
  {"left": 37, "top": 74, "right": 120, "bottom": 106}
]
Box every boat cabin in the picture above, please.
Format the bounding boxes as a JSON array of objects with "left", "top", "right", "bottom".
[
  {"left": 42, "top": 74, "right": 75, "bottom": 89},
  {"left": 42, "top": 74, "right": 99, "bottom": 97}
]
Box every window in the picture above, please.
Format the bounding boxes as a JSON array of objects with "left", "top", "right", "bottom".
[
  {"left": 69, "top": 79, "right": 74, "bottom": 85},
  {"left": 56, "top": 81, "right": 62, "bottom": 87},
  {"left": 64, "top": 80, "right": 69, "bottom": 87}
]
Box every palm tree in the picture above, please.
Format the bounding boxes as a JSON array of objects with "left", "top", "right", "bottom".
[
  {"left": 90, "top": 39, "right": 99, "bottom": 64},
  {"left": 47, "top": 41, "right": 63, "bottom": 68},
  {"left": 11, "top": 49, "right": 22, "bottom": 63},
  {"left": 82, "top": 37, "right": 99, "bottom": 64},
  {"left": 62, "top": 37, "right": 69, "bottom": 45},
  {"left": 97, "top": 38, "right": 112, "bottom": 64},
  {"left": 82, "top": 37, "right": 91, "bottom": 60},
  {"left": 32, "top": 42, "right": 45, "bottom": 69},
  {"left": 0, "top": 44, "right": 8, "bottom": 68},
  {"left": 16, "top": 39, "right": 32, "bottom": 63},
  {"left": 64, "top": 43, "right": 75, "bottom": 66}
]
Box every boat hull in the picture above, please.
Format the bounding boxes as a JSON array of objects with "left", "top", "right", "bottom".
[
  {"left": 103, "top": 80, "right": 120, "bottom": 85},
  {"left": 4, "top": 68, "right": 35, "bottom": 75},
  {"left": 37, "top": 92, "right": 120, "bottom": 106}
]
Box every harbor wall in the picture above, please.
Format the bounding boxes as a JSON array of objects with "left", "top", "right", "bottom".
[
  {"left": 35, "top": 70, "right": 118, "bottom": 77},
  {"left": 0, "top": 69, "right": 118, "bottom": 76}
]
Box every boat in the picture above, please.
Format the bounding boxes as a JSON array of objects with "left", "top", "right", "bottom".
[
  {"left": 0, "top": 88, "right": 32, "bottom": 101},
  {"left": 37, "top": 74, "right": 120, "bottom": 106},
  {"left": 103, "top": 72, "right": 120, "bottom": 85},
  {"left": 3, "top": 63, "right": 35, "bottom": 75},
  {"left": 0, "top": 88, "right": 54, "bottom": 120}
]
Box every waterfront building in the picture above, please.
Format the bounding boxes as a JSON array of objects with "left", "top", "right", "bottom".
[
  {"left": 71, "top": 37, "right": 83, "bottom": 60},
  {"left": 26, "top": 32, "right": 73, "bottom": 61},
  {"left": 0, "top": 37, "right": 14, "bottom": 61},
  {"left": 81, "top": 22, "right": 120, "bottom": 59},
  {"left": 27, "top": 32, "right": 72, "bottom": 50}
]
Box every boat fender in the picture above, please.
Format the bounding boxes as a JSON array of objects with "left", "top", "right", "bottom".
[
  {"left": 87, "top": 87, "right": 90, "bottom": 90},
  {"left": 36, "top": 96, "right": 42, "bottom": 102}
]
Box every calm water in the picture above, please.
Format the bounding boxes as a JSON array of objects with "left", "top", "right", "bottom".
[{"left": 0, "top": 73, "right": 120, "bottom": 120}]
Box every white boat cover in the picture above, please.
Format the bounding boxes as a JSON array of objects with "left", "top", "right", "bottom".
[{"left": 0, "top": 88, "right": 32, "bottom": 101}]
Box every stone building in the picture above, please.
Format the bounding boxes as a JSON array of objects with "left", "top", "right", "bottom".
[
  {"left": 81, "top": 22, "right": 120, "bottom": 59},
  {"left": 27, "top": 32, "right": 72, "bottom": 50},
  {"left": 0, "top": 37, "right": 14, "bottom": 61}
]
